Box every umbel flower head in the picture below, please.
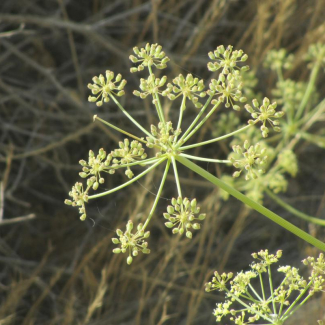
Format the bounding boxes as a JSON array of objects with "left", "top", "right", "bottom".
[
  {"left": 163, "top": 197, "right": 206, "bottom": 239},
  {"left": 88, "top": 70, "right": 126, "bottom": 107},
  {"left": 163, "top": 73, "right": 206, "bottom": 108},
  {"left": 206, "top": 250, "right": 325, "bottom": 324},
  {"left": 264, "top": 48, "right": 294, "bottom": 71},
  {"left": 207, "top": 73, "right": 246, "bottom": 110},
  {"left": 245, "top": 97, "right": 284, "bottom": 137},
  {"left": 65, "top": 43, "right": 298, "bottom": 266},
  {"left": 129, "top": 43, "right": 170, "bottom": 72},
  {"left": 112, "top": 220, "right": 150, "bottom": 265},
  {"left": 207, "top": 45, "right": 249, "bottom": 75},
  {"left": 230, "top": 140, "right": 268, "bottom": 180}
]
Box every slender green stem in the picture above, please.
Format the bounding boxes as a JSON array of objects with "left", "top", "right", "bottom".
[
  {"left": 276, "top": 67, "right": 284, "bottom": 82},
  {"left": 265, "top": 188, "right": 325, "bottom": 226},
  {"left": 180, "top": 124, "right": 251, "bottom": 150},
  {"left": 88, "top": 158, "right": 166, "bottom": 199},
  {"left": 174, "top": 95, "right": 186, "bottom": 144},
  {"left": 282, "top": 281, "right": 312, "bottom": 320},
  {"left": 148, "top": 65, "right": 166, "bottom": 125},
  {"left": 248, "top": 283, "right": 263, "bottom": 302},
  {"left": 259, "top": 273, "right": 266, "bottom": 301},
  {"left": 94, "top": 115, "right": 148, "bottom": 144},
  {"left": 180, "top": 100, "right": 221, "bottom": 146},
  {"left": 268, "top": 266, "right": 277, "bottom": 315},
  {"left": 171, "top": 156, "right": 183, "bottom": 200},
  {"left": 295, "top": 62, "right": 320, "bottom": 120},
  {"left": 143, "top": 159, "right": 170, "bottom": 230},
  {"left": 103, "top": 157, "right": 161, "bottom": 172},
  {"left": 282, "top": 293, "right": 311, "bottom": 321},
  {"left": 109, "top": 94, "right": 153, "bottom": 139},
  {"left": 177, "top": 94, "right": 213, "bottom": 145},
  {"left": 179, "top": 153, "right": 230, "bottom": 164},
  {"left": 176, "top": 156, "right": 325, "bottom": 252}
]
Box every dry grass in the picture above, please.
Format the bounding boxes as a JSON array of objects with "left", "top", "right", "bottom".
[{"left": 0, "top": 0, "right": 325, "bottom": 324}]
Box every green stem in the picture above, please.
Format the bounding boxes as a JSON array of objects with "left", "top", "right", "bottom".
[
  {"left": 94, "top": 115, "right": 148, "bottom": 144},
  {"left": 179, "top": 153, "right": 230, "bottom": 164},
  {"left": 282, "top": 293, "right": 311, "bottom": 321},
  {"left": 176, "top": 156, "right": 325, "bottom": 252},
  {"left": 174, "top": 95, "right": 186, "bottom": 144},
  {"left": 109, "top": 94, "right": 153, "bottom": 139},
  {"left": 143, "top": 159, "right": 170, "bottom": 230},
  {"left": 276, "top": 67, "right": 284, "bottom": 82},
  {"left": 282, "top": 281, "right": 312, "bottom": 320},
  {"left": 171, "top": 156, "right": 183, "bottom": 200},
  {"left": 268, "top": 265, "right": 277, "bottom": 315},
  {"left": 103, "top": 157, "right": 161, "bottom": 172},
  {"left": 148, "top": 65, "right": 166, "bottom": 125},
  {"left": 180, "top": 100, "right": 221, "bottom": 146},
  {"left": 180, "top": 124, "right": 251, "bottom": 151},
  {"left": 248, "top": 283, "right": 263, "bottom": 302},
  {"left": 295, "top": 62, "right": 320, "bottom": 120},
  {"left": 88, "top": 158, "right": 166, "bottom": 199},
  {"left": 177, "top": 94, "right": 213, "bottom": 145},
  {"left": 259, "top": 273, "right": 266, "bottom": 301},
  {"left": 265, "top": 188, "right": 325, "bottom": 226}
]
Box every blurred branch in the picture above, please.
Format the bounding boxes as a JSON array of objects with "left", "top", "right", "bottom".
[{"left": 0, "top": 14, "right": 127, "bottom": 59}]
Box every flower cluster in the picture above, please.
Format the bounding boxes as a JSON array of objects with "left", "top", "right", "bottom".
[
  {"left": 230, "top": 140, "right": 268, "bottom": 180},
  {"left": 305, "top": 42, "right": 325, "bottom": 67},
  {"left": 79, "top": 148, "right": 111, "bottom": 188},
  {"left": 206, "top": 249, "right": 325, "bottom": 324},
  {"left": 264, "top": 48, "right": 294, "bottom": 71},
  {"left": 129, "top": 43, "right": 170, "bottom": 72},
  {"left": 64, "top": 182, "right": 90, "bottom": 221},
  {"left": 245, "top": 97, "right": 284, "bottom": 137},
  {"left": 207, "top": 45, "right": 249, "bottom": 75},
  {"left": 207, "top": 74, "right": 246, "bottom": 110},
  {"left": 112, "top": 220, "right": 150, "bottom": 265},
  {"left": 88, "top": 70, "right": 126, "bottom": 107},
  {"left": 163, "top": 197, "right": 206, "bottom": 238},
  {"left": 111, "top": 139, "right": 147, "bottom": 178},
  {"left": 133, "top": 74, "right": 167, "bottom": 100},
  {"left": 146, "top": 121, "right": 180, "bottom": 150},
  {"left": 163, "top": 73, "right": 206, "bottom": 108}
]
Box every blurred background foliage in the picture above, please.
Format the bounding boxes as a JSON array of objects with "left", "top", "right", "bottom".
[{"left": 0, "top": 0, "right": 325, "bottom": 324}]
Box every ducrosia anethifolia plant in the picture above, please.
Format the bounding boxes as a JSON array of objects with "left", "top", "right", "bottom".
[
  {"left": 65, "top": 43, "right": 325, "bottom": 266},
  {"left": 206, "top": 250, "right": 325, "bottom": 324}
]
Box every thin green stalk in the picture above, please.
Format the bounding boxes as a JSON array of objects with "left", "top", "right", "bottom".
[
  {"left": 177, "top": 94, "right": 213, "bottom": 144},
  {"left": 268, "top": 266, "right": 277, "bottom": 315},
  {"left": 171, "top": 156, "right": 182, "bottom": 200},
  {"left": 259, "top": 273, "right": 266, "bottom": 301},
  {"left": 88, "top": 158, "right": 166, "bottom": 199},
  {"left": 176, "top": 156, "right": 325, "bottom": 252},
  {"left": 276, "top": 67, "right": 284, "bottom": 83},
  {"left": 148, "top": 65, "right": 166, "bottom": 125},
  {"left": 94, "top": 115, "right": 148, "bottom": 144},
  {"left": 174, "top": 95, "right": 186, "bottom": 144},
  {"left": 282, "top": 281, "right": 312, "bottom": 320},
  {"left": 265, "top": 188, "right": 325, "bottom": 226},
  {"left": 143, "top": 160, "right": 170, "bottom": 229},
  {"left": 248, "top": 283, "right": 263, "bottom": 302},
  {"left": 179, "top": 153, "right": 230, "bottom": 164},
  {"left": 180, "top": 124, "right": 251, "bottom": 151},
  {"left": 109, "top": 94, "right": 153, "bottom": 139},
  {"left": 103, "top": 157, "right": 161, "bottom": 172},
  {"left": 295, "top": 62, "right": 320, "bottom": 120},
  {"left": 282, "top": 293, "right": 311, "bottom": 321},
  {"left": 180, "top": 100, "right": 221, "bottom": 146}
]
